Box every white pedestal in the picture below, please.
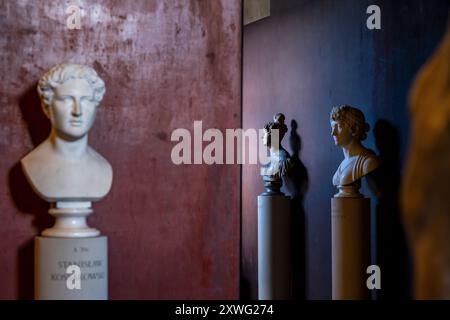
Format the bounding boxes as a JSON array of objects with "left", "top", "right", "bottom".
[
  {"left": 35, "top": 236, "right": 108, "bottom": 300},
  {"left": 258, "top": 195, "right": 292, "bottom": 300},
  {"left": 42, "top": 202, "right": 100, "bottom": 238},
  {"left": 331, "top": 197, "right": 370, "bottom": 300}
]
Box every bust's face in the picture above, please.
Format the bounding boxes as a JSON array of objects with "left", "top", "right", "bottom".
[
  {"left": 330, "top": 120, "right": 353, "bottom": 147},
  {"left": 47, "top": 78, "right": 97, "bottom": 140}
]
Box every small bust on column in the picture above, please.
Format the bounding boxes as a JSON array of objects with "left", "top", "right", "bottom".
[
  {"left": 330, "top": 105, "right": 379, "bottom": 198},
  {"left": 260, "top": 113, "right": 294, "bottom": 195},
  {"left": 21, "top": 63, "right": 113, "bottom": 237}
]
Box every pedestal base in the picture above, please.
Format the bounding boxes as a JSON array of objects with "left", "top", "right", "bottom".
[
  {"left": 258, "top": 195, "right": 292, "bottom": 300},
  {"left": 43, "top": 202, "right": 100, "bottom": 238},
  {"left": 35, "top": 236, "right": 108, "bottom": 300},
  {"left": 331, "top": 197, "right": 370, "bottom": 300}
]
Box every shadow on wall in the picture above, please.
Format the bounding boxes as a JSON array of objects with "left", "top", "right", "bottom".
[
  {"left": 285, "top": 119, "right": 309, "bottom": 300},
  {"left": 373, "top": 119, "right": 411, "bottom": 300},
  {"left": 8, "top": 84, "right": 53, "bottom": 299}
]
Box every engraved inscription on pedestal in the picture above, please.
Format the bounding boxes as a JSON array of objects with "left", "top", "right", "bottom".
[{"left": 35, "top": 236, "right": 108, "bottom": 300}]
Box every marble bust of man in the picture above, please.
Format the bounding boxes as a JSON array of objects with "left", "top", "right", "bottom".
[
  {"left": 260, "top": 113, "right": 293, "bottom": 195},
  {"left": 21, "top": 63, "right": 113, "bottom": 203},
  {"left": 330, "top": 105, "right": 379, "bottom": 198}
]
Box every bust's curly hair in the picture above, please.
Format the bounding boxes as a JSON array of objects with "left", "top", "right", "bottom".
[
  {"left": 330, "top": 105, "right": 370, "bottom": 141},
  {"left": 264, "top": 113, "right": 288, "bottom": 139},
  {"left": 37, "top": 63, "right": 105, "bottom": 108}
]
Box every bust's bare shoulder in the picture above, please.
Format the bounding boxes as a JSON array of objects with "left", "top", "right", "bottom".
[
  {"left": 362, "top": 151, "right": 380, "bottom": 175},
  {"left": 21, "top": 140, "right": 52, "bottom": 167},
  {"left": 87, "top": 147, "right": 113, "bottom": 172},
  {"left": 20, "top": 142, "right": 113, "bottom": 202}
]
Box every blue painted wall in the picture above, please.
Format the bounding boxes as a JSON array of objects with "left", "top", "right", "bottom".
[{"left": 242, "top": 0, "right": 449, "bottom": 299}]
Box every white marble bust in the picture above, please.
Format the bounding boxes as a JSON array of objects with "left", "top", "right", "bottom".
[
  {"left": 21, "top": 63, "right": 113, "bottom": 203},
  {"left": 330, "top": 105, "right": 379, "bottom": 198}
]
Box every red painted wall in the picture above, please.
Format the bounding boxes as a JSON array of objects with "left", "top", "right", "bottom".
[{"left": 0, "top": 0, "right": 241, "bottom": 299}]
